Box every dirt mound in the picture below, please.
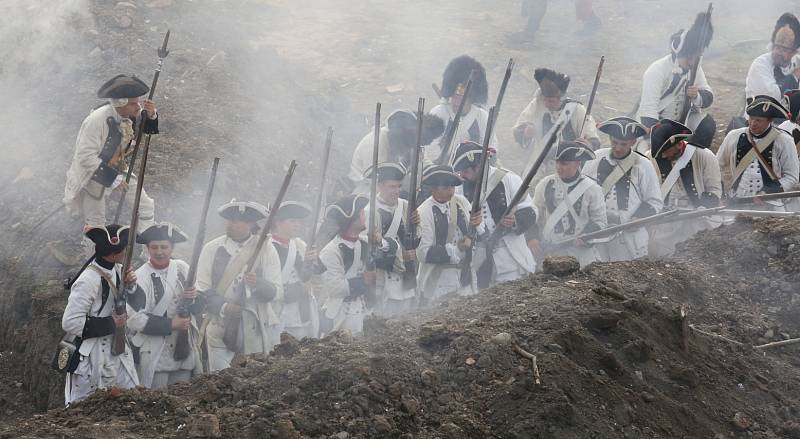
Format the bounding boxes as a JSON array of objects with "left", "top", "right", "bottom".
[{"left": 5, "top": 217, "right": 800, "bottom": 438}]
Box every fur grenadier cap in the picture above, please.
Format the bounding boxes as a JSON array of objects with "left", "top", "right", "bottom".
[
  {"left": 785, "top": 89, "right": 800, "bottom": 122},
  {"left": 452, "top": 141, "right": 484, "bottom": 172},
  {"left": 555, "top": 141, "right": 595, "bottom": 162},
  {"left": 85, "top": 224, "right": 130, "bottom": 257},
  {"left": 422, "top": 164, "right": 463, "bottom": 187},
  {"left": 218, "top": 200, "right": 268, "bottom": 222},
  {"left": 597, "top": 116, "right": 648, "bottom": 141},
  {"left": 273, "top": 201, "right": 312, "bottom": 222},
  {"left": 670, "top": 12, "right": 713, "bottom": 57},
  {"left": 326, "top": 195, "right": 368, "bottom": 231},
  {"left": 97, "top": 75, "right": 149, "bottom": 100},
  {"left": 773, "top": 13, "right": 800, "bottom": 50},
  {"left": 363, "top": 162, "right": 407, "bottom": 182},
  {"left": 534, "top": 68, "right": 570, "bottom": 98},
  {"left": 441, "top": 55, "right": 488, "bottom": 105},
  {"left": 746, "top": 95, "right": 790, "bottom": 119},
  {"left": 136, "top": 222, "right": 189, "bottom": 245},
  {"left": 650, "top": 119, "right": 693, "bottom": 157}
]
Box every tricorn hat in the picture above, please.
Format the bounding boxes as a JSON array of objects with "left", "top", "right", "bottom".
[
  {"left": 387, "top": 110, "right": 417, "bottom": 131},
  {"left": 746, "top": 95, "right": 790, "bottom": 119},
  {"left": 136, "top": 222, "right": 189, "bottom": 245},
  {"left": 670, "top": 11, "right": 714, "bottom": 57},
  {"left": 597, "top": 116, "right": 648, "bottom": 141},
  {"left": 535, "top": 68, "right": 570, "bottom": 98},
  {"left": 325, "top": 195, "right": 368, "bottom": 231},
  {"left": 273, "top": 201, "right": 312, "bottom": 222},
  {"left": 441, "top": 55, "right": 488, "bottom": 105},
  {"left": 650, "top": 119, "right": 693, "bottom": 157},
  {"left": 555, "top": 141, "right": 596, "bottom": 162},
  {"left": 85, "top": 224, "right": 130, "bottom": 257},
  {"left": 422, "top": 164, "right": 463, "bottom": 187},
  {"left": 452, "top": 141, "right": 484, "bottom": 172},
  {"left": 97, "top": 74, "right": 150, "bottom": 99},
  {"left": 363, "top": 162, "right": 407, "bottom": 182},
  {"left": 772, "top": 13, "right": 800, "bottom": 50},
  {"left": 218, "top": 200, "right": 268, "bottom": 222}
]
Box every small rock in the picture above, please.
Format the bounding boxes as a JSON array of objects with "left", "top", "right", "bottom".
[
  {"left": 400, "top": 394, "right": 419, "bottom": 415},
  {"left": 187, "top": 414, "right": 221, "bottom": 438},
  {"left": 476, "top": 354, "right": 492, "bottom": 368},
  {"left": 333, "top": 432, "right": 349, "bottom": 439},
  {"left": 764, "top": 329, "right": 775, "bottom": 339},
  {"left": 373, "top": 415, "right": 392, "bottom": 433},
  {"left": 465, "top": 357, "right": 476, "bottom": 365},
  {"left": 641, "top": 392, "right": 656, "bottom": 403},
  {"left": 273, "top": 419, "right": 300, "bottom": 439},
  {"left": 542, "top": 256, "right": 580, "bottom": 276},
  {"left": 441, "top": 422, "right": 463, "bottom": 439},
  {"left": 732, "top": 412, "right": 752, "bottom": 431},
  {"left": 385, "top": 83, "right": 404, "bottom": 94}
]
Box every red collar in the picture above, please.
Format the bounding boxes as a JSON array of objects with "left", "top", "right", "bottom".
[
  {"left": 340, "top": 234, "right": 359, "bottom": 242},
  {"left": 271, "top": 234, "right": 290, "bottom": 246}
]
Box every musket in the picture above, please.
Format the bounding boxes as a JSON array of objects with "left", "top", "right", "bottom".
[
  {"left": 173, "top": 157, "right": 220, "bottom": 361},
  {"left": 367, "top": 103, "right": 381, "bottom": 259},
  {"left": 308, "top": 127, "right": 334, "bottom": 249},
  {"left": 727, "top": 190, "right": 800, "bottom": 206},
  {"left": 436, "top": 73, "right": 474, "bottom": 165},
  {"left": 465, "top": 106, "right": 496, "bottom": 289},
  {"left": 402, "top": 98, "right": 426, "bottom": 290},
  {"left": 479, "top": 122, "right": 563, "bottom": 278},
  {"left": 113, "top": 30, "right": 171, "bottom": 223},
  {"left": 222, "top": 160, "right": 298, "bottom": 352},
  {"left": 578, "top": 56, "right": 605, "bottom": 137},
  {"left": 493, "top": 58, "right": 515, "bottom": 121},
  {"left": 679, "top": 4, "right": 713, "bottom": 124},
  {"left": 114, "top": 131, "right": 156, "bottom": 356},
  {"left": 549, "top": 209, "right": 680, "bottom": 248}
]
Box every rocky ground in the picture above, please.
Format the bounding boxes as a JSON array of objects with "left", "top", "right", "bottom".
[{"left": 2, "top": 0, "right": 800, "bottom": 437}]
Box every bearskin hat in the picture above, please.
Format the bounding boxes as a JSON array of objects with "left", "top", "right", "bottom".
[
  {"left": 671, "top": 12, "right": 713, "bottom": 57},
  {"left": 441, "top": 55, "right": 488, "bottom": 105},
  {"left": 534, "top": 68, "right": 570, "bottom": 97}
]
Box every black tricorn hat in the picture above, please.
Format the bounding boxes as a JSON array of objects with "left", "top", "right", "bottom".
[
  {"left": 363, "top": 162, "right": 407, "bottom": 182},
  {"left": 746, "top": 95, "right": 790, "bottom": 119},
  {"left": 273, "top": 201, "right": 312, "bottom": 222},
  {"left": 136, "top": 222, "right": 189, "bottom": 245},
  {"left": 326, "top": 195, "right": 368, "bottom": 231},
  {"left": 650, "top": 119, "right": 693, "bottom": 157},
  {"left": 422, "top": 164, "right": 463, "bottom": 187},
  {"left": 597, "top": 116, "right": 648, "bottom": 141},
  {"left": 97, "top": 75, "right": 150, "bottom": 99},
  {"left": 772, "top": 13, "right": 800, "bottom": 50},
  {"left": 86, "top": 224, "right": 130, "bottom": 257},
  {"left": 534, "top": 68, "right": 570, "bottom": 97},
  {"left": 555, "top": 141, "right": 596, "bottom": 162},
  {"left": 785, "top": 89, "right": 800, "bottom": 122},
  {"left": 387, "top": 110, "right": 417, "bottom": 131},
  {"left": 671, "top": 11, "right": 714, "bottom": 57},
  {"left": 441, "top": 55, "right": 488, "bottom": 105},
  {"left": 452, "top": 141, "right": 484, "bottom": 172},
  {"left": 218, "top": 200, "right": 268, "bottom": 222}
]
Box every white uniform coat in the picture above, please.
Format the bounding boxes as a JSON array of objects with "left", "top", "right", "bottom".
[
  {"left": 428, "top": 102, "right": 499, "bottom": 164},
  {"left": 638, "top": 54, "right": 712, "bottom": 132},
  {"left": 746, "top": 52, "right": 795, "bottom": 101},
  {"left": 583, "top": 149, "right": 663, "bottom": 261},
  {"left": 319, "top": 236, "right": 368, "bottom": 335},
  {"left": 533, "top": 174, "right": 607, "bottom": 267},
  {"left": 197, "top": 234, "right": 284, "bottom": 371},
  {"left": 127, "top": 260, "right": 198, "bottom": 388},
  {"left": 273, "top": 237, "right": 320, "bottom": 339},
  {"left": 62, "top": 261, "right": 138, "bottom": 405}
]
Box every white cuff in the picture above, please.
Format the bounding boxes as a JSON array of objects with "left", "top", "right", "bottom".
[
  {"left": 110, "top": 174, "right": 124, "bottom": 190},
  {"left": 445, "top": 243, "right": 461, "bottom": 265}
]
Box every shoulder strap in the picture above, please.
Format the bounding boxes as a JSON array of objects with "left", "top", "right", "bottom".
[
  {"left": 87, "top": 265, "right": 119, "bottom": 316},
  {"left": 543, "top": 178, "right": 594, "bottom": 240},
  {"left": 601, "top": 153, "right": 638, "bottom": 195},
  {"left": 661, "top": 145, "right": 696, "bottom": 198}
]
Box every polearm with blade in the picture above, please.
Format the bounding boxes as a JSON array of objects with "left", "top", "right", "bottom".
[
  {"left": 435, "top": 73, "right": 474, "bottom": 165},
  {"left": 679, "top": 4, "right": 713, "bottom": 124},
  {"left": 308, "top": 127, "right": 334, "bottom": 250},
  {"left": 222, "top": 160, "right": 298, "bottom": 351},
  {"left": 173, "top": 157, "right": 220, "bottom": 361},
  {"left": 113, "top": 30, "right": 171, "bottom": 223},
  {"left": 112, "top": 123, "right": 158, "bottom": 356},
  {"left": 578, "top": 56, "right": 604, "bottom": 138},
  {"left": 402, "top": 98, "right": 425, "bottom": 290}
]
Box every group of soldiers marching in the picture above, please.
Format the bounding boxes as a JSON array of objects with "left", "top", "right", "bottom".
[{"left": 57, "top": 10, "right": 800, "bottom": 405}]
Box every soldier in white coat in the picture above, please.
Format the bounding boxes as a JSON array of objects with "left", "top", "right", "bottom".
[
  {"left": 647, "top": 119, "right": 722, "bottom": 256},
  {"left": 452, "top": 142, "right": 537, "bottom": 288},
  {"left": 62, "top": 224, "right": 138, "bottom": 405},
  {"left": 513, "top": 68, "right": 601, "bottom": 189},
  {"left": 416, "top": 165, "right": 479, "bottom": 302},
  {"left": 583, "top": 117, "right": 663, "bottom": 261},
  {"left": 779, "top": 89, "right": 800, "bottom": 211},
  {"left": 196, "top": 201, "right": 284, "bottom": 372},
  {"left": 318, "top": 195, "right": 375, "bottom": 335},
  {"left": 429, "top": 55, "right": 499, "bottom": 164},
  {"left": 270, "top": 202, "right": 320, "bottom": 340},
  {"left": 362, "top": 163, "right": 418, "bottom": 317},
  {"left": 717, "top": 96, "right": 800, "bottom": 210},
  {"left": 531, "top": 141, "right": 607, "bottom": 267},
  {"left": 745, "top": 14, "right": 800, "bottom": 102},
  {"left": 637, "top": 12, "right": 716, "bottom": 148},
  {"left": 127, "top": 223, "right": 200, "bottom": 389},
  {"left": 63, "top": 75, "right": 159, "bottom": 258}
]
